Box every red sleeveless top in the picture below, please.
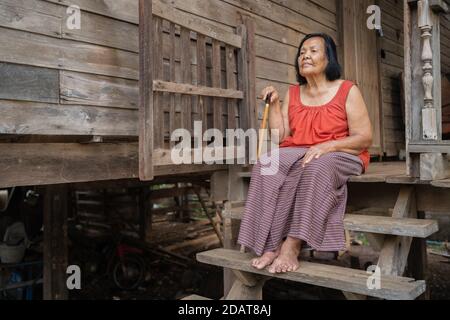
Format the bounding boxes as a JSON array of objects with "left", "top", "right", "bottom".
[{"left": 279, "top": 80, "right": 370, "bottom": 173}]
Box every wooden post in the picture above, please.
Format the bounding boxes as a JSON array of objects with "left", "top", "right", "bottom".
[
  {"left": 418, "top": 0, "right": 439, "bottom": 140},
  {"left": 139, "top": 0, "right": 154, "bottom": 181},
  {"left": 237, "top": 17, "right": 256, "bottom": 133},
  {"left": 43, "top": 184, "right": 69, "bottom": 300},
  {"left": 378, "top": 186, "right": 416, "bottom": 276},
  {"left": 406, "top": 0, "right": 448, "bottom": 179},
  {"left": 222, "top": 165, "right": 249, "bottom": 297},
  {"left": 407, "top": 211, "right": 430, "bottom": 299},
  {"left": 241, "top": 15, "right": 257, "bottom": 132},
  {"left": 138, "top": 187, "right": 151, "bottom": 240}
]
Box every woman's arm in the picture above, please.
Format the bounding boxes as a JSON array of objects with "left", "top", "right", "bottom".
[
  {"left": 330, "top": 85, "right": 373, "bottom": 155},
  {"left": 262, "top": 87, "right": 291, "bottom": 143},
  {"left": 302, "top": 85, "right": 373, "bottom": 166}
]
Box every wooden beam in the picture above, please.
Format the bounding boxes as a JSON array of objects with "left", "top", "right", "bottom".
[
  {"left": 420, "top": 153, "right": 449, "bottom": 180},
  {"left": 407, "top": 211, "right": 430, "bottom": 299},
  {"left": 408, "top": 142, "right": 450, "bottom": 153},
  {"left": 0, "top": 143, "right": 229, "bottom": 188},
  {"left": 405, "top": 0, "right": 421, "bottom": 177},
  {"left": 241, "top": 15, "right": 257, "bottom": 131},
  {"left": 237, "top": 24, "right": 250, "bottom": 132},
  {"left": 43, "top": 184, "right": 69, "bottom": 300},
  {"left": 139, "top": 0, "right": 154, "bottom": 181},
  {"left": 153, "top": 81, "right": 244, "bottom": 99},
  {"left": 226, "top": 279, "right": 266, "bottom": 300},
  {"left": 378, "top": 186, "right": 416, "bottom": 276}
]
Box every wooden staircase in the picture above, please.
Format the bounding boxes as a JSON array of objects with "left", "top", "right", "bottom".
[{"left": 194, "top": 164, "right": 439, "bottom": 300}]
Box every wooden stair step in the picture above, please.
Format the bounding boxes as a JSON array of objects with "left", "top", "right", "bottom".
[
  {"left": 222, "top": 207, "right": 438, "bottom": 238},
  {"left": 197, "top": 248, "right": 426, "bottom": 300},
  {"left": 237, "top": 162, "right": 407, "bottom": 183}
]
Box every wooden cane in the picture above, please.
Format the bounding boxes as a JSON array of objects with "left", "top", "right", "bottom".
[{"left": 257, "top": 93, "right": 272, "bottom": 160}]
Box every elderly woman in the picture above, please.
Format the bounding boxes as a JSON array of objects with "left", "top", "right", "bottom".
[{"left": 237, "top": 33, "right": 373, "bottom": 274}]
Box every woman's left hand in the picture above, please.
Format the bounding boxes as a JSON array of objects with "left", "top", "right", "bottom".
[{"left": 302, "top": 141, "right": 336, "bottom": 167}]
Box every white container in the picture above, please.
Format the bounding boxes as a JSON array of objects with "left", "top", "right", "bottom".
[{"left": 0, "top": 243, "right": 26, "bottom": 264}]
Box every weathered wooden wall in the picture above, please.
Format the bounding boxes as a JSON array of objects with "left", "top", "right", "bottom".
[
  {"left": 0, "top": 0, "right": 446, "bottom": 187},
  {"left": 0, "top": 0, "right": 339, "bottom": 187},
  {"left": 0, "top": 0, "right": 338, "bottom": 139}
]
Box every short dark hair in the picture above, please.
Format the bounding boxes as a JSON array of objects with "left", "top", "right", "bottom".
[{"left": 295, "top": 33, "right": 341, "bottom": 85}]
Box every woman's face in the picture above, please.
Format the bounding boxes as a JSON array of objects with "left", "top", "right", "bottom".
[{"left": 298, "top": 37, "right": 328, "bottom": 78}]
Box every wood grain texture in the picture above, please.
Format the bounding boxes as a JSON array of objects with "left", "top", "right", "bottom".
[
  {"left": 197, "top": 248, "right": 426, "bottom": 300},
  {"left": 60, "top": 71, "right": 138, "bottom": 109},
  {"left": 0, "top": 100, "right": 137, "bottom": 136},
  {"left": 0, "top": 63, "right": 59, "bottom": 103}
]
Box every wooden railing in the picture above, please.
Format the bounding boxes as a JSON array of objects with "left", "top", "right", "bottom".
[
  {"left": 404, "top": 0, "right": 449, "bottom": 180},
  {"left": 139, "top": 0, "right": 255, "bottom": 181}
]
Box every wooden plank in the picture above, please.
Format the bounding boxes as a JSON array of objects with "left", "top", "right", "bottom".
[
  {"left": 152, "top": 0, "right": 241, "bottom": 48},
  {"left": 181, "top": 27, "right": 192, "bottom": 134},
  {"left": 0, "top": 100, "right": 137, "bottom": 136},
  {"left": 242, "top": 15, "right": 257, "bottom": 131},
  {"left": 408, "top": 142, "right": 450, "bottom": 153},
  {"left": 43, "top": 184, "right": 69, "bottom": 300},
  {"left": 61, "top": 9, "right": 138, "bottom": 52},
  {"left": 197, "top": 34, "right": 208, "bottom": 132},
  {"left": 153, "top": 16, "right": 163, "bottom": 150},
  {"left": 0, "top": 27, "right": 138, "bottom": 80},
  {"left": 196, "top": 249, "right": 426, "bottom": 300},
  {"left": 153, "top": 80, "right": 244, "bottom": 99},
  {"left": 45, "top": 0, "right": 138, "bottom": 24},
  {"left": 139, "top": 0, "right": 154, "bottom": 180},
  {"left": 221, "top": 206, "right": 438, "bottom": 238},
  {"left": 169, "top": 22, "right": 177, "bottom": 149},
  {"left": 60, "top": 71, "right": 138, "bottom": 109},
  {"left": 237, "top": 24, "right": 250, "bottom": 131},
  {"left": 0, "top": 0, "right": 62, "bottom": 37},
  {"left": 344, "top": 214, "right": 438, "bottom": 238},
  {"left": 271, "top": 0, "right": 336, "bottom": 28},
  {"left": 0, "top": 62, "right": 59, "bottom": 103},
  {"left": 212, "top": 40, "right": 223, "bottom": 132},
  {"left": 238, "top": 162, "right": 407, "bottom": 183},
  {"left": 0, "top": 143, "right": 228, "bottom": 188},
  {"left": 226, "top": 46, "right": 237, "bottom": 129}
]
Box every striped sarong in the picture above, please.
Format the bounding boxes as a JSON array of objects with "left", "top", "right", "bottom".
[{"left": 237, "top": 147, "right": 364, "bottom": 256}]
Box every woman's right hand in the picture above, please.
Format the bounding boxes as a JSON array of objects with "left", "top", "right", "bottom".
[{"left": 261, "top": 86, "right": 280, "bottom": 106}]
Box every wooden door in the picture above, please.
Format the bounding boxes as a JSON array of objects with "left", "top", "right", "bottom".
[{"left": 341, "top": 0, "right": 383, "bottom": 157}]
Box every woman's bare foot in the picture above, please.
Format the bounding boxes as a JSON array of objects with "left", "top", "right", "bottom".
[
  {"left": 268, "top": 237, "right": 301, "bottom": 274},
  {"left": 251, "top": 246, "right": 281, "bottom": 270}
]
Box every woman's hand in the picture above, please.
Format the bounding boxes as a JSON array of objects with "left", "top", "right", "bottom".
[
  {"left": 301, "top": 141, "right": 336, "bottom": 167},
  {"left": 261, "top": 86, "right": 280, "bottom": 106}
]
